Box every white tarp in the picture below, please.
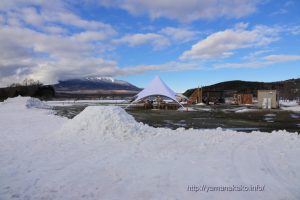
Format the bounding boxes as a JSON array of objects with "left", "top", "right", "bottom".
[{"left": 127, "top": 76, "right": 183, "bottom": 108}]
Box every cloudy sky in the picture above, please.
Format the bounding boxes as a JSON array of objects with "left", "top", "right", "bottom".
[{"left": 0, "top": 0, "right": 299, "bottom": 91}]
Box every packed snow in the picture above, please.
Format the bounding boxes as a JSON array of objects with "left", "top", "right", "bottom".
[
  {"left": 280, "top": 100, "right": 300, "bottom": 112},
  {"left": 281, "top": 106, "right": 300, "bottom": 112},
  {"left": 1, "top": 97, "right": 300, "bottom": 200},
  {"left": 223, "top": 107, "right": 257, "bottom": 113},
  {"left": 280, "top": 100, "right": 299, "bottom": 107},
  {"left": 235, "top": 108, "right": 257, "bottom": 113}
]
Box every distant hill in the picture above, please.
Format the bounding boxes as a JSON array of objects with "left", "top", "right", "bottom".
[
  {"left": 0, "top": 77, "right": 141, "bottom": 100},
  {"left": 54, "top": 77, "right": 140, "bottom": 91},
  {"left": 53, "top": 77, "right": 141, "bottom": 98},
  {"left": 183, "top": 78, "right": 300, "bottom": 99}
]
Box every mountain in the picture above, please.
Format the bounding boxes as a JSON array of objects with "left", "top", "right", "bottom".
[
  {"left": 183, "top": 78, "right": 300, "bottom": 99},
  {"left": 53, "top": 77, "right": 141, "bottom": 98},
  {"left": 54, "top": 77, "right": 140, "bottom": 91}
]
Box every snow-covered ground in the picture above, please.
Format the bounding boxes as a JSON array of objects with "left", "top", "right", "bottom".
[
  {"left": 280, "top": 101, "right": 300, "bottom": 112},
  {"left": 280, "top": 100, "right": 299, "bottom": 107},
  {"left": 1, "top": 97, "right": 300, "bottom": 200}
]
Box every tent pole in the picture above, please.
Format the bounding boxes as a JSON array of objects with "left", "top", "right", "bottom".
[
  {"left": 125, "top": 100, "right": 136, "bottom": 109},
  {"left": 173, "top": 98, "right": 185, "bottom": 109},
  {"left": 126, "top": 96, "right": 184, "bottom": 109}
]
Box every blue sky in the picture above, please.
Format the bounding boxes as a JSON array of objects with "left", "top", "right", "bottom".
[{"left": 0, "top": 0, "right": 299, "bottom": 92}]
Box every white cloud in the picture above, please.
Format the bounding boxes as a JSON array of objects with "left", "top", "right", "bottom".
[
  {"left": 111, "top": 61, "right": 201, "bottom": 77},
  {"left": 160, "top": 27, "right": 198, "bottom": 42},
  {"left": 43, "top": 26, "right": 67, "bottom": 34},
  {"left": 264, "top": 55, "right": 300, "bottom": 62},
  {"left": 243, "top": 49, "right": 274, "bottom": 61},
  {"left": 214, "top": 61, "right": 271, "bottom": 69},
  {"left": 113, "top": 33, "right": 170, "bottom": 49},
  {"left": 71, "top": 31, "right": 110, "bottom": 42},
  {"left": 284, "top": 1, "right": 294, "bottom": 7},
  {"left": 270, "top": 8, "right": 288, "bottom": 16},
  {"left": 53, "top": 12, "right": 115, "bottom": 31},
  {"left": 0, "top": 0, "right": 122, "bottom": 86},
  {"left": 1, "top": 1, "right": 116, "bottom": 33},
  {"left": 180, "top": 24, "right": 280, "bottom": 60},
  {"left": 0, "top": 0, "right": 119, "bottom": 86},
  {"left": 21, "top": 7, "right": 44, "bottom": 26},
  {"left": 99, "top": 0, "right": 259, "bottom": 22},
  {"left": 0, "top": 25, "right": 117, "bottom": 84},
  {"left": 0, "top": 15, "right": 4, "bottom": 24},
  {"left": 287, "top": 26, "right": 300, "bottom": 35},
  {"left": 214, "top": 54, "right": 300, "bottom": 69}
]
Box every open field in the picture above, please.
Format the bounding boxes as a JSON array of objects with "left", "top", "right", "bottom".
[{"left": 52, "top": 103, "right": 300, "bottom": 133}]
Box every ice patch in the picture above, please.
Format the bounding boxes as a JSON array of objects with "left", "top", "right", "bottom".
[
  {"left": 235, "top": 108, "right": 256, "bottom": 113},
  {"left": 178, "top": 107, "right": 196, "bottom": 111},
  {"left": 290, "top": 114, "right": 300, "bottom": 119},
  {"left": 264, "top": 113, "right": 276, "bottom": 117},
  {"left": 224, "top": 107, "right": 248, "bottom": 112}
]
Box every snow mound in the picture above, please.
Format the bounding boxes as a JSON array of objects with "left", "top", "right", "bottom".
[
  {"left": 178, "top": 107, "right": 197, "bottom": 111},
  {"left": 3, "top": 96, "right": 31, "bottom": 105},
  {"left": 279, "top": 101, "right": 300, "bottom": 112},
  {"left": 281, "top": 106, "right": 300, "bottom": 112},
  {"left": 280, "top": 100, "right": 299, "bottom": 107},
  {"left": 2, "top": 96, "right": 50, "bottom": 109},
  {"left": 59, "top": 106, "right": 153, "bottom": 140},
  {"left": 235, "top": 108, "right": 256, "bottom": 113},
  {"left": 26, "top": 97, "right": 50, "bottom": 109}
]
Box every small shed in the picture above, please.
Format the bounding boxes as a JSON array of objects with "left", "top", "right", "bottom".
[
  {"left": 233, "top": 94, "right": 253, "bottom": 105},
  {"left": 257, "top": 90, "right": 278, "bottom": 109}
]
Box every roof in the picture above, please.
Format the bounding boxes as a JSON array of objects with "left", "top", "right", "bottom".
[
  {"left": 134, "top": 75, "right": 177, "bottom": 102},
  {"left": 126, "top": 76, "right": 183, "bottom": 108}
]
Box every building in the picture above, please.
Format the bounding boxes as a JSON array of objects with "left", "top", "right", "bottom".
[
  {"left": 188, "top": 87, "right": 202, "bottom": 104},
  {"left": 257, "top": 90, "right": 278, "bottom": 109},
  {"left": 233, "top": 94, "right": 253, "bottom": 105}
]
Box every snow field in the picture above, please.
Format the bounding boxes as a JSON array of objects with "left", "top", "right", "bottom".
[{"left": 0, "top": 97, "right": 300, "bottom": 199}]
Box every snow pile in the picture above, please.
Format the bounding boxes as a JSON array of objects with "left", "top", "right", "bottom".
[
  {"left": 280, "top": 100, "right": 299, "bottom": 107},
  {"left": 281, "top": 106, "right": 300, "bottom": 112},
  {"left": 59, "top": 106, "right": 153, "bottom": 141},
  {"left": 26, "top": 97, "right": 50, "bottom": 109},
  {"left": 2, "top": 96, "right": 31, "bottom": 107},
  {"left": 235, "top": 108, "right": 257, "bottom": 113},
  {"left": 279, "top": 100, "right": 300, "bottom": 112},
  {"left": 178, "top": 107, "right": 197, "bottom": 111},
  {"left": 2, "top": 96, "right": 50, "bottom": 109}
]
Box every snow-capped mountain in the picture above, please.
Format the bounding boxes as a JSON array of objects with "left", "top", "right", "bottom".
[
  {"left": 85, "top": 77, "right": 115, "bottom": 83},
  {"left": 53, "top": 77, "right": 141, "bottom": 92}
]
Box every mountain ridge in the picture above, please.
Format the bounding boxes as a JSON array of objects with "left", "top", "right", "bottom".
[
  {"left": 183, "top": 78, "right": 300, "bottom": 99},
  {"left": 53, "top": 77, "right": 141, "bottom": 92}
]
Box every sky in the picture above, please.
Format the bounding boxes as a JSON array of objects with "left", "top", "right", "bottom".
[{"left": 0, "top": 0, "right": 299, "bottom": 92}]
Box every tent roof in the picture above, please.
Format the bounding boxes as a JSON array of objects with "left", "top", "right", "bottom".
[{"left": 134, "top": 76, "right": 177, "bottom": 102}]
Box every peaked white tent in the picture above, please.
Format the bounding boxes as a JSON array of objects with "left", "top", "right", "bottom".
[{"left": 126, "top": 76, "right": 183, "bottom": 108}]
